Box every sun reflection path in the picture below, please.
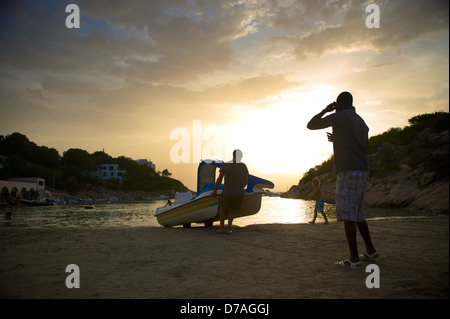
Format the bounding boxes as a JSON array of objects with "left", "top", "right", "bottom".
[{"left": 234, "top": 197, "right": 334, "bottom": 226}]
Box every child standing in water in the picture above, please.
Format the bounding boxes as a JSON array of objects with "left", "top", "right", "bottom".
[{"left": 309, "top": 177, "right": 329, "bottom": 224}]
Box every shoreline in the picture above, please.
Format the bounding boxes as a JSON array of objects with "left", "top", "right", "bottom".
[
  {"left": 1, "top": 215, "right": 448, "bottom": 299},
  {"left": 2, "top": 198, "right": 445, "bottom": 229}
]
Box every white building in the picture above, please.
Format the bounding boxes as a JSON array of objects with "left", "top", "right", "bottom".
[
  {"left": 136, "top": 159, "right": 156, "bottom": 171},
  {"left": 5, "top": 177, "right": 46, "bottom": 199},
  {"left": 96, "top": 164, "right": 126, "bottom": 182}
]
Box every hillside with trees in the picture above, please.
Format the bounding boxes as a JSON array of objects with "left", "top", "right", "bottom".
[
  {"left": 281, "top": 112, "right": 449, "bottom": 213},
  {"left": 0, "top": 133, "right": 187, "bottom": 196}
]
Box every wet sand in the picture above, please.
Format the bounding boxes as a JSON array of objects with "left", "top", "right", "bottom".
[{"left": 0, "top": 216, "right": 448, "bottom": 299}]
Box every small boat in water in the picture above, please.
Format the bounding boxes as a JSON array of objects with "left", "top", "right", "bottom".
[
  {"left": 19, "top": 199, "right": 55, "bottom": 206},
  {"left": 155, "top": 159, "right": 274, "bottom": 227},
  {"left": 84, "top": 204, "right": 95, "bottom": 209}
]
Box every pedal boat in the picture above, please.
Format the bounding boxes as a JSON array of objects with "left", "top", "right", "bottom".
[{"left": 154, "top": 159, "right": 274, "bottom": 227}]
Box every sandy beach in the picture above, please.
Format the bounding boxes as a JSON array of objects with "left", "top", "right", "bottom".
[{"left": 0, "top": 215, "right": 448, "bottom": 299}]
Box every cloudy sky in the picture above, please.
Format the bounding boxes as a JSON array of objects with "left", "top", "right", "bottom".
[{"left": 1, "top": 0, "right": 448, "bottom": 192}]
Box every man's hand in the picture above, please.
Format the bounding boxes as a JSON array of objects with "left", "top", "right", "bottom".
[
  {"left": 212, "top": 172, "right": 224, "bottom": 197},
  {"left": 327, "top": 132, "right": 333, "bottom": 142},
  {"left": 324, "top": 102, "right": 336, "bottom": 113}
]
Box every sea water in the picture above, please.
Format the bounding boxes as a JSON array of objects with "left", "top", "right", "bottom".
[{"left": 0, "top": 197, "right": 426, "bottom": 228}]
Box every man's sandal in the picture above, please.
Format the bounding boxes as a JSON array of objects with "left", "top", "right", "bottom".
[
  {"left": 336, "top": 259, "right": 363, "bottom": 269},
  {"left": 359, "top": 251, "right": 380, "bottom": 261}
]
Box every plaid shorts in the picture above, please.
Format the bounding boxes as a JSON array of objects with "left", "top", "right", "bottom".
[{"left": 335, "top": 171, "right": 369, "bottom": 222}]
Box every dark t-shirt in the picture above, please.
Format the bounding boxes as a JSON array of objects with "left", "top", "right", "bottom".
[
  {"left": 325, "top": 110, "right": 369, "bottom": 174},
  {"left": 220, "top": 162, "right": 249, "bottom": 197}
]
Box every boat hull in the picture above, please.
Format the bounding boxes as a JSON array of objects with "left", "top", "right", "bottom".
[
  {"left": 155, "top": 193, "right": 262, "bottom": 227},
  {"left": 19, "top": 199, "right": 54, "bottom": 206}
]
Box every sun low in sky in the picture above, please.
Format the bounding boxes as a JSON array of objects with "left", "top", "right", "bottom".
[{"left": 0, "top": 0, "right": 448, "bottom": 192}]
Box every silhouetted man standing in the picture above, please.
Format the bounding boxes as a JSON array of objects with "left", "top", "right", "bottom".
[
  {"left": 212, "top": 149, "right": 248, "bottom": 234},
  {"left": 307, "top": 92, "right": 378, "bottom": 268}
]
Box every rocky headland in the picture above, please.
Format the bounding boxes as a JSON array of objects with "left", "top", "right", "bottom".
[{"left": 281, "top": 112, "right": 449, "bottom": 214}]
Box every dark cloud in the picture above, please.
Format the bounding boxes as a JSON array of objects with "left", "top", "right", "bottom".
[
  {"left": 261, "top": 0, "right": 449, "bottom": 60},
  {"left": 1, "top": 0, "right": 447, "bottom": 83},
  {"left": 0, "top": 0, "right": 258, "bottom": 84}
]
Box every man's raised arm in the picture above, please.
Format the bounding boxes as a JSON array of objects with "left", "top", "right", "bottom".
[{"left": 307, "top": 102, "right": 335, "bottom": 130}]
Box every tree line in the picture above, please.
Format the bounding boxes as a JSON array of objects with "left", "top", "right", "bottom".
[{"left": 0, "top": 133, "right": 187, "bottom": 195}]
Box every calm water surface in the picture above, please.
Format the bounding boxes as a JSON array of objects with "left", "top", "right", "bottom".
[{"left": 1, "top": 197, "right": 428, "bottom": 228}]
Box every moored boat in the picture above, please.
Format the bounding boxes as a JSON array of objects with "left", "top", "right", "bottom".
[
  {"left": 154, "top": 159, "right": 274, "bottom": 227},
  {"left": 19, "top": 199, "right": 55, "bottom": 206}
]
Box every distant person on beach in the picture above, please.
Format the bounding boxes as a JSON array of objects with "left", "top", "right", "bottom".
[
  {"left": 211, "top": 149, "right": 249, "bottom": 234},
  {"left": 309, "top": 177, "right": 329, "bottom": 224},
  {"left": 5, "top": 211, "right": 13, "bottom": 222},
  {"left": 307, "top": 91, "right": 379, "bottom": 268}
]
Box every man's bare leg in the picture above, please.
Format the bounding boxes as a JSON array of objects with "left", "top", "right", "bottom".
[
  {"left": 227, "top": 208, "right": 236, "bottom": 233},
  {"left": 217, "top": 207, "right": 226, "bottom": 233}
]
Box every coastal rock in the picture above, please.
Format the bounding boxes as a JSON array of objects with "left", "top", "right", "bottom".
[
  {"left": 387, "top": 182, "right": 419, "bottom": 207},
  {"left": 409, "top": 181, "right": 449, "bottom": 213},
  {"left": 420, "top": 172, "right": 437, "bottom": 186},
  {"left": 281, "top": 121, "right": 449, "bottom": 214},
  {"left": 283, "top": 171, "right": 449, "bottom": 214}
]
